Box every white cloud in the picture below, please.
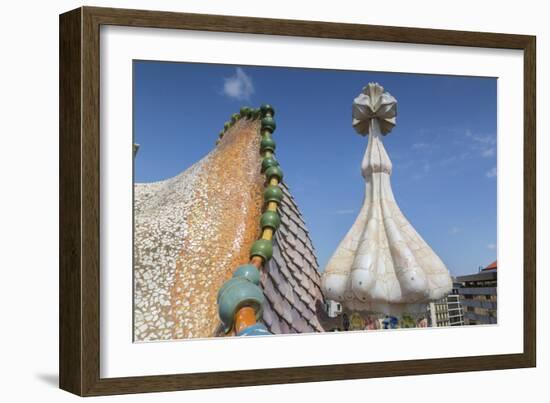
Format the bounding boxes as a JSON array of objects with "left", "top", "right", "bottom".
[
  {"left": 410, "top": 161, "right": 431, "bottom": 180},
  {"left": 411, "top": 142, "right": 441, "bottom": 154},
  {"left": 486, "top": 167, "right": 497, "bottom": 178},
  {"left": 465, "top": 129, "right": 496, "bottom": 145},
  {"left": 465, "top": 130, "right": 498, "bottom": 158},
  {"left": 449, "top": 226, "right": 461, "bottom": 235},
  {"left": 487, "top": 243, "right": 497, "bottom": 250},
  {"left": 412, "top": 142, "right": 430, "bottom": 150},
  {"left": 473, "top": 135, "right": 495, "bottom": 144},
  {"left": 335, "top": 209, "right": 355, "bottom": 215},
  {"left": 223, "top": 68, "right": 254, "bottom": 100},
  {"left": 481, "top": 147, "right": 495, "bottom": 157},
  {"left": 436, "top": 151, "right": 471, "bottom": 168}
]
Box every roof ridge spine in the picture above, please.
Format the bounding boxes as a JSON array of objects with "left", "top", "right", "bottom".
[{"left": 217, "top": 104, "right": 282, "bottom": 337}]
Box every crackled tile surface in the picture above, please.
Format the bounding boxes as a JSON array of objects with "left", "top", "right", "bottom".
[
  {"left": 134, "top": 118, "right": 329, "bottom": 340},
  {"left": 134, "top": 120, "right": 264, "bottom": 341}
]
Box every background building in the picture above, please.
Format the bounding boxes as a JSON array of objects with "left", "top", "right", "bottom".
[
  {"left": 455, "top": 261, "right": 497, "bottom": 325},
  {"left": 447, "top": 293, "right": 465, "bottom": 326},
  {"left": 428, "top": 284, "right": 464, "bottom": 327}
]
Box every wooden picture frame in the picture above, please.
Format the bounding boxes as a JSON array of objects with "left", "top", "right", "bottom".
[{"left": 59, "top": 6, "right": 536, "bottom": 396}]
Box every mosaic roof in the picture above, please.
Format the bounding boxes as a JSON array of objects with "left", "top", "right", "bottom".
[
  {"left": 134, "top": 118, "right": 326, "bottom": 340},
  {"left": 134, "top": 120, "right": 264, "bottom": 341}
]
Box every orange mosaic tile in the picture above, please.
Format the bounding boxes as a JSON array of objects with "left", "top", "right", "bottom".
[{"left": 134, "top": 120, "right": 263, "bottom": 341}]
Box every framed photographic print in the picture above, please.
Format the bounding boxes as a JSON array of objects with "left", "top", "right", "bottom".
[{"left": 59, "top": 6, "right": 536, "bottom": 396}]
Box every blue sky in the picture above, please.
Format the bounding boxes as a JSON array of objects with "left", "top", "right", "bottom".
[{"left": 134, "top": 61, "right": 497, "bottom": 276}]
